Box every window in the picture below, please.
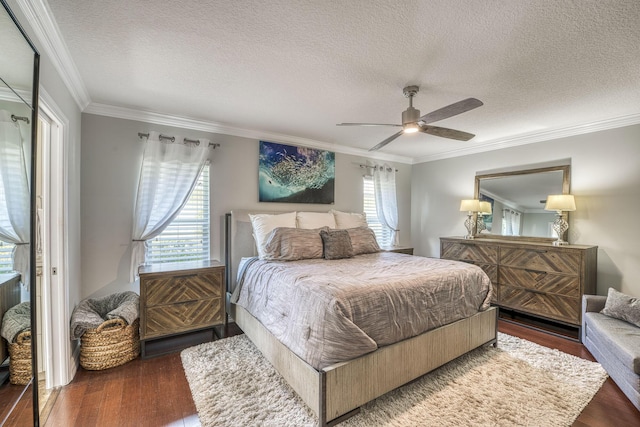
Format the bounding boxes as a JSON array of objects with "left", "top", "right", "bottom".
[
  {"left": 146, "top": 165, "right": 210, "bottom": 264},
  {"left": 0, "top": 242, "right": 14, "bottom": 274},
  {"left": 363, "top": 175, "right": 392, "bottom": 247}
]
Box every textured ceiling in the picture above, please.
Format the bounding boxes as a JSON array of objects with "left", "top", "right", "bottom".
[{"left": 45, "top": 0, "right": 640, "bottom": 162}]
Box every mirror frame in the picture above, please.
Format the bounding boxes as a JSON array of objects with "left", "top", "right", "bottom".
[
  {"left": 474, "top": 165, "right": 571, "bottom": 242},
  {"left": 1, "top": 0, "right": 40, "bottom": 425}
]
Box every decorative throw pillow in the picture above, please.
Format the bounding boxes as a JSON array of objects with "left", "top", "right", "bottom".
[
  {"left": 249, "top": 212, "right": 297, "bottom": 259},
  {"left": 346, "top": 227, "right": 381, "bottom": 255},
  {"left": 320, "top": 229, "right": 354, "bottom": 260},
  {"left": 296, "top": 211, "right": 336, "bottom": 229},
  {"left": 262, "top": 227, "right": 326, "bottom": 261},
  {"left": 601, "top": 288, "right": 640, "bottom": 328},
  {"left": 331, "top": 209, "right": 368, "bottom": 229}
]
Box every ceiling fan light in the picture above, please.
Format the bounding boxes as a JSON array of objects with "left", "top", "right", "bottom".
[{"left": 403, "top": 123, "right": 419, "bottom": 133}]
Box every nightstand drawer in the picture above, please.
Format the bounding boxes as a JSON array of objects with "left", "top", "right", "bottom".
[
  {"left": 145, "top": 271, "right": 223, "bottom": 307},
  {"left": 499, "top": 267, "right": 580, "bottom": 297},
  {"left": 144, "top": 297, "right": 224, "bottom": 339}
]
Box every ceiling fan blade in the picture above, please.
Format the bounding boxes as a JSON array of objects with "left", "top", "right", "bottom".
[
  {"left": 419, "top": 125, "right": 475, "bottom": 141},
  {"left": 369, "top": 130, "right": 404, "bottom": 151},
  {"left": 337, "top": 123, "right": 402, "bottom": 127},
  {"left": 418, "top": 98, "right": 483, "bottom": 124}
]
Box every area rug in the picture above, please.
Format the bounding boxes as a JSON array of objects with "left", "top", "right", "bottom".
[{"left": 181, "top": 333, "right": 607, "bottom": 426}]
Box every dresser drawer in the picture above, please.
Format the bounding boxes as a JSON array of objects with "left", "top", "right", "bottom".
[
  {"left": 441, "top": 241, "right": 498, "bottom": 264},
  {"left": 500, "top": 284, "right": 580, "bottom": 325},
  {"left": 500, "top": 247, "right": 581, "bottom": 274},
  {"left": 145, "top": 270, "right": 223, "bottom": 307},
  {"left": 143, "top": 297, "right": 224, "bottom": 339},
  {"left": 499, "top": 267, "right": 580, "bottom": 297}
]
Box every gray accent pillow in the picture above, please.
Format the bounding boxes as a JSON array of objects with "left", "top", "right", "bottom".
[
  {"left": 601, "top": 287, "right": 640, "bottom": 328},
  {"left": 263, "top": 227, "right": 327, "bottom": 261},
  {"left": 320, "top": 229, "right": 354, "bottom": 260},
  {"left": 346, "top": 227, "right": 381, "bottom": 255}
]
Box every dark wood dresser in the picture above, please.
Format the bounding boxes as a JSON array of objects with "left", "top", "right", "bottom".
[
  {"left": 139, "top": 260, "right": 225, "bottom": 358},
  {"left": 440, "top": 237, "right": 597, "bottom": 336}
]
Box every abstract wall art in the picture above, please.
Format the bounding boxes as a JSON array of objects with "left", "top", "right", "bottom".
[{"left": 258, "top": 141, "right": 335, "bottom": 204}]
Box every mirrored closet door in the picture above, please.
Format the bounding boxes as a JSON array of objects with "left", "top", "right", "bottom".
[{"left": 0, "top": 0, "right": 40, "bottom": 424}]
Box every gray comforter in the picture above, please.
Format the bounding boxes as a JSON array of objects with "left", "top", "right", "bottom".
[{"left": 233, "top": 252, "right": 492, "bottom": 370}]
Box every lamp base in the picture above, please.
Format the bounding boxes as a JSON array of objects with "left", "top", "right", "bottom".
[
  {"left": 552, "top": 239, "right": 569, "bottom": 246},
  {"left": 464, "top": 213, "right": 475, "bottom": 239}
]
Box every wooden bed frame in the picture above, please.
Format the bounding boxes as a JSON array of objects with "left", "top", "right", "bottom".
[{"left": 225, "top": 210, "right": 498, "bottom": 426}]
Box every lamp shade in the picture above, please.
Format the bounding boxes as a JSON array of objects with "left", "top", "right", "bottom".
[
  {"left": 479, "top": 201, "right": 492, "bottom": 214},
  {"left": 460, "top": 199, "right": 480, "bottom": 212},
  {"left": 544, "top": 194, "right": 576, "bottom": 212}
]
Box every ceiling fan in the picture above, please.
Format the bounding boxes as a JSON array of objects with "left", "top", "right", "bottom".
[{"left": 337, "top": 85, "right": 483, "bottom": 151}]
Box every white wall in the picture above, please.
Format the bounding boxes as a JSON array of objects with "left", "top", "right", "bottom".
[
  {"left": 411, "top": 124, "right": 640, "bottom": 297},
  {"left": 80, "top": 113, "right": 412, "bottom": 298}
]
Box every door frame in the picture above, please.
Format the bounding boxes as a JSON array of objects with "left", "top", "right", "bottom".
[{"left": 39, "top": 89, "right": 73, "bottom": 387}]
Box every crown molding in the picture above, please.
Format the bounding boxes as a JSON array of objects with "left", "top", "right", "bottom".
[
  {"left": 413, "top": 112, "right": 640, "bottom": 164},
  {"left": 17, "top": 0, "right": 91, "bottom": 110},
  {"left": 84, "top": 102, "right": 414, "bottom": 164}
]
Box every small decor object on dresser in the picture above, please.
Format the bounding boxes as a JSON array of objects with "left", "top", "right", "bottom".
[{"left": 139, "top": 260, "right": 225, "bottom": 358}]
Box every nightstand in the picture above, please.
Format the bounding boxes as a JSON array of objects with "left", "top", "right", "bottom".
[
  {"left": 381, "top": 246, "right": 414, "bottom": 255},
  {"left": 139, "top": 260, "right": 225, "bottom": 358}
]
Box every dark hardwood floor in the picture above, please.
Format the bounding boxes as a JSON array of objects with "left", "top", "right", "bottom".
[{"left": 6, "top": 321, "right": 636, "bottom": 426}]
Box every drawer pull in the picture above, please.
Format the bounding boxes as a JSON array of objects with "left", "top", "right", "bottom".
[
  {"left": 530, "top": 249, "right": 548, "bottom": 254},
  {"left": 528, "top": 288, "right": 544, "bottom": 295},
  {"left": 174, "top": 273, "right": 198, "bottom": 279}
]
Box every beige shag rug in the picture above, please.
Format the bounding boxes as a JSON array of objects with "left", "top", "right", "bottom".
[{"left": 181, "top": 333, "right": 607, "bottom": 426}]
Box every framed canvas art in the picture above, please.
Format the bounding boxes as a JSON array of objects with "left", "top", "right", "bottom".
[{"left": 259, "top": 141, "right": 335, "bottom": 204}]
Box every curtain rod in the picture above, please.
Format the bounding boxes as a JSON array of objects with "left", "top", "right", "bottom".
[
  {"left": 11, "top": 114, "right": 30, "bottom": 124},
  {"left": 356, "top": 163, "right": 398, "bottom": 172},
  {"left": 138, "top": 132, "right": 220, "bottom": 148}
]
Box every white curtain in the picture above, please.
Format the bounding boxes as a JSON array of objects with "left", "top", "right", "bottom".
[
  {"left": 0, "top": 110, "right": 31, "bottom": 290},
  {"left": 502, "top": 208, "right": 522, "bottom": 236},
  {"left": 373, "top": 163, "right": 399, "bottom": 246},
  {"left": 130, "top": 132, "right": 209, "bottom": 282}
]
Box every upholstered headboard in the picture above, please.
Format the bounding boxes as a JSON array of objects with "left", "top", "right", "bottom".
[{"left": 225, "top": 209, "right": 286, "bottom": 294}]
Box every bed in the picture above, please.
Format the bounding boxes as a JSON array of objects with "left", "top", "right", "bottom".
[{"left": 225, "top": 210, "right": 498, "bottom": 426}]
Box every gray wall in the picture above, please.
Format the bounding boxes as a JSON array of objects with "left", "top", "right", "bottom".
[
  {"left": 80, "top": 113, "right": 412, "bottom": 298},
  {"left": 411, "top": 124, "right": 640, "bottom": 297},
  {"left": 8, "top": 0, "right": 83, "bottom": 368}
]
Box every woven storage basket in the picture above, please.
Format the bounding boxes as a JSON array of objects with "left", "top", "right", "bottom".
[
  {"left": 9, "top": 330, "right": 32, "bottom": 385},
  {"left": 80, "top": 318, "right": 140, "bottom": 370}
]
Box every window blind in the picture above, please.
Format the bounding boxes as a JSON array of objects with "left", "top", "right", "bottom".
[
  {"left": 0, "top": 242, "right": 14, "bottom": 274},
  {"left": 147, "top": 165, "right": 210, "bottom": 264},
  {"left": 363, "top": 175, "right": 392, "bottom": 247}
]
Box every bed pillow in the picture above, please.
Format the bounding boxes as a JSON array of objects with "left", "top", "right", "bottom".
[
  {"left": 320, "top": 229, "right": 354, "bottom": 260},
  {"left": 346, "top": 227, "right": 381, "bottom": 255},
  {"left": 262, "top": 227, "right": 326, "bottom": 261},
  {"left": 331, "top": 209, "right": 368, "bottom": 229},
  {"left": 249, "top": 212, "right": 297, "bottom": 258},
  {"left": 297, "top": 211, "right": 336, "bottom": 229},
  {"left": 601, "top": 287, "right": 640, "bottom": 328}
]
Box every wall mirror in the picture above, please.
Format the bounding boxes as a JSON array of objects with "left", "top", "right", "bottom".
[
  {"left": 474, "top": 165, "right": 570, "bottom": 241},
  {"left": 0, "top": 0, "right": 40, "bottom": 425}
]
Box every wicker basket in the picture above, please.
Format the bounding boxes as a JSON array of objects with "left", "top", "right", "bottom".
[
  {"left": 80, "top": 318, "right": 140, "bottom": 370},
  {"left": 9, "top": 330, "right": 32, "bottom": 385}
]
